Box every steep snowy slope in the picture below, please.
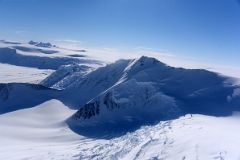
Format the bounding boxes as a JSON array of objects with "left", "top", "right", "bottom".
[
  {"left": 68, "top": 56, "right": 240, "bottom": 137},
  {"left": 60, "top": 59, "right": 132, "bottom": 107},
  {"left": 40, "top": 63, "right": 92, "bottom": 90}
]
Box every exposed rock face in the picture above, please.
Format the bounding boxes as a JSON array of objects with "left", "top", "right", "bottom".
[{"left": 29, "top": 41, "right": 53, "bottom": 48}]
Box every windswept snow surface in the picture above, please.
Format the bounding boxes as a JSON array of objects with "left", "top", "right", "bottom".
[
  {"left": 0, "top": 99, "right": 81, "bottom": 160},
  {"left": 1, "top": 109, "right": 240, "bottom": 160},
  {"left": 0, "top": 63, "right": 53, "bottom": 83},
  {"left": 74, "top": 114, "right": 240, "bottom": 160}
]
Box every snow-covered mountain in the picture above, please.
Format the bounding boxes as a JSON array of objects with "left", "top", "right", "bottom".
[
  {"left": 1, "top": 40, "right": 240, "bottom": 160},
  {"left": 61, "top": 56, "right": 240, "bottom": 137},
  {"left": 1, "top": 48, "right": 239, "bottom": 127},
  {"left": 40, "top": 63, "right": 92, "bottom": 90}
]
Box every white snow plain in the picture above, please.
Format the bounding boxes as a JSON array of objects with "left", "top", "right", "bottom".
[{"left": 0, "top": 63, "right": 53, "bottom": 83}]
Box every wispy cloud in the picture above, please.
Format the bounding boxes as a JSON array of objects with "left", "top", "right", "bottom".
[
  {"left": 54, "top": 39, "right": 83, "bottom": 49},
  {"left": 51, "top": 39, "right": 240, "bottom": 79}
]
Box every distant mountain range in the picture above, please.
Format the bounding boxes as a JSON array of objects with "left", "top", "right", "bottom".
[{"left": 28, "top": 40, "right": 55, "bottom": 48}]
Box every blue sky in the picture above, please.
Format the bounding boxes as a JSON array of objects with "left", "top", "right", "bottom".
[{"left": 0, "top": 0, "right": 240, "bottom": 66}]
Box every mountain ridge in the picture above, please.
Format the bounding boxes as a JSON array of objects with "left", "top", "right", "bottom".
[{"left": 64, "top": 56, "right": 240, "bottom": 138}]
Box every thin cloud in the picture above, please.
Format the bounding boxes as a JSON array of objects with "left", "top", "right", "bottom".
[{"left": 54, "top": 39, "right": 83, "bottom": 50}]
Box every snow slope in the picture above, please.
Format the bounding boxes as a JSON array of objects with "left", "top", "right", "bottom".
[
  {"left": 1, "top": 107, "right": 240, "bottom": 160},
  {"left": 60, "top": 59, "right": 132, "bottom": 107},
  {"left": 68, "top": 56, "right": 240, "bottom": 137},
  {"left": 0, "top": 99, "right": 81, "bottom": 160},
  {"left": 73, "top": 114, "right": 240, "bottom": 160},
  {"left": 0, "top": 83, "right": 58, "bottom": 114},
  {"left": 40, "top": 63, "right": 93, "bottom": 90}
]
